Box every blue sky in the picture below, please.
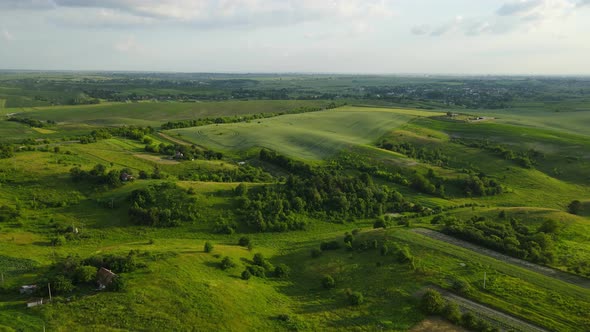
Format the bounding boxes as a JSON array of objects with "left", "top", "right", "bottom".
[{"left": 0, "top": 0, "right": 589, "bottom": 74}]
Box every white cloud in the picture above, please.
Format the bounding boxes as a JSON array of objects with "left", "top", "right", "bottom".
[
  {"left": 413, "top": 0, "right": 578, "bottom": 37},
  {"left": 5, "top": 0, "right": 396, "bottom": 30},
  {"left": 114, "top": 35, "right": 145, "bottom": 54},
  {"left": 2, "top": 29, "right": 14, "bottom": 41}
]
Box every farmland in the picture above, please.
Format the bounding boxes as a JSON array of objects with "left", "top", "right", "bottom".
[{"left": 0, "top": 72, "right": 589, "bottom": 331}]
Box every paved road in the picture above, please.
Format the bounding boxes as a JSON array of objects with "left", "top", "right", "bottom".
[{"left": 413, "top": 228, "right": 590, "bottom": 289}]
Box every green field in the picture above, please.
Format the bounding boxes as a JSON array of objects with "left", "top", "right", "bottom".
[
  {"left": 1, "top": 73, "right": 590, "bottom": 331},
  {"left": 10, "top": 100, "right": 331, "bottom": 127},
  {"left": 170, "top": 106, "right": 443, "bottom": 160}
]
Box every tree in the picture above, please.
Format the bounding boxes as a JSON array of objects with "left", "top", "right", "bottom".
[
  {"left": 274, "top": 264, "right": 290, "bottom": 278},
  {"left": 443, "top": 302, "right": 461, "bottom": 324},
  {"left": 420, "top": 289, "right": 445, "bottom": 314},
  {"left": 348, "top": 291, "right": 364, "bottom": 305},
  {"left": 75, "top": 265, "right": 98, "bottom": 284},
  {"left": 220, "top": 256, "right": 235, "bottom": 270},
  {"left": 238, "top": 236, "right": 251, "bottom": 247},
  {"left": 322, "top": 275, "right": 335, "bottom": 289},
  {"left": 568, "top": 200, "right": 582, "bottom": 215},
  {"left": 241, "top": 270, "right": 252, "bottom": 280},
  {"left": 310, "top": 248, "right": 322, "bottom": 258},
  {"left": 204, "top": 241, "right": 214, "bottom": 253},
  {"left": 538, "top": 219, "right": 560, "bottom": 234},
  {"left": 108, "top": 275, "right": 126, "bottom": 291},
  {"left": 253, "top": 253, "right": 266, "bottom": 267},
  {"left": 52, "top": 275, "right": 75, "bottom": 294}
]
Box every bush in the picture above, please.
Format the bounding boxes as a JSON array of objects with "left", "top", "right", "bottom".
[
  {"left": 238, "top": 236, "right": 251, "bottom": 247},
  {"left": 461, "top": 312, "right": 478, "bottom": 330},
  {"left": 75, "top": 265, "right": 98, "bottom": 284},
  {"left": 380, "top": 244, "right": 389, "bottom": 256},
  {"left": 220, "top": 256, "right": 235, "bottom": 270},
  {"left": 246, "top": 265, "right": 266, "bottom": 278},
  {"left": 204, "top": 241, "right": 214, "bottom": 253},
  {"left": 52, "top": 275, "right": 75, "bottom": 294},
  {"left": 443, "top": 302, "right": 462, "bottom": 324},
  {"left": 373, "top": 219, "right": 387, "bottom": 229},
  {"left": 348, "top": 291, "right": 364, "bottom": 305},
  {"left": 320, "top": 241, "right": 341, "bottom": 251},
  {"left": 274, "top": 264, "right": 290, "bottom": 278},
  {"left": 310, "top": 248, "right": 322, "bottom": 258},
  {"left": 241, "top": 270, "right": 252, "bottom": 280},
  {"left": 420, "top": 289, "right": 445, "bottom": 314},
  {"left": 52, "top": 235, "right": 66, "bottom": 246},
  {"left": 322, "top": 275, "right": 335, "bottom": 289},
  {"left": 252, "top": 253, "right": 267, "bottom": 267},
  {"left": 108, "top": 275, "right": 126, "bottom": 292},
  {"left": 568, "top": 200, "right": 582, "bottom": 215}
]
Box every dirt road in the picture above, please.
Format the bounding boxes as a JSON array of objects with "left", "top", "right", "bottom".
[{"left": 413, "top": 228, "right": 590, "bottom": 289}]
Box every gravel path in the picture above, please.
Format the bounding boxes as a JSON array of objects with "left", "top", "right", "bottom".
[{"left": 413, "top": 228, "right": 590, "bottom": 289}]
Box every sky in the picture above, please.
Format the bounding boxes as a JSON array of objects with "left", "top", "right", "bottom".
[{"left": 0, "top": 0, "right": 589, "bottom": 75}]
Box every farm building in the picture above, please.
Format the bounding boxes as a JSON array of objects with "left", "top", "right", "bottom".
[
  {"left": 96, "top": 267, "right": 117, "bottom": 289},
  {"left": 19, "top": 285, "right": 37, "bottom": 295}
]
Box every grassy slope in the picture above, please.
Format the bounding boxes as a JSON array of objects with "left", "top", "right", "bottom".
[
  {"left": 170, "top": 106, "right": 444, "bottom": 160},
  {"left": 9, "top": 100, "right": 330, "bottom": 127}
]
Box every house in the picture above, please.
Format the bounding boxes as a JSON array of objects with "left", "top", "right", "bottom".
[
  {"left": 120, "top": 173, "right": 134, "bottom": 182},
  {"left": 96, "top": 267, "right": 117, "bottom": 290},
  {"left": 27, "top": 298, "right": 44, "bottom": 308},
  {"left": 19, "top": 285, "right": 37, "bottom": 295}
]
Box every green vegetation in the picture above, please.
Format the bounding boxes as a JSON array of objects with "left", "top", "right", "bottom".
[{"left": 0, "top": 72, "right": 589, "bottom": 331}]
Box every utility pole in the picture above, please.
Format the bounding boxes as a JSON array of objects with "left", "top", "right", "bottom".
[
  {"left": 1, "top": 272, "right": 4, "bottom": 285},
  {"left": 483, "top": 272, "right": 487, "bottom": 289},
  {"left": 48, "top": 283, "right": 52, "bottom": 301}
]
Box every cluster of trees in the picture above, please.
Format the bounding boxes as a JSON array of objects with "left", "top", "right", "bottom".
[
  {"left": 178, "top": 165, "right": 273, "bottom": 183},
  {"left": 128, "top": 182, "right": 198, "bottom": 227},
  {"left": 462, "top": 175, "right": 503, "bottom": 197},
  {"left": 7, "top": 116, "right": 48, "bottom": 128},
  {"left": 36, "top": 252, "right": 140, "bottom": 296},
  {"left": 237, "top": 171, "right": 410, "bottom": 232},
  {"left": 379, "top": 141, "right": 450, "bottom": 167},
  {"left": 160, "top": 103, "right": 342, "bottom": 130},
  {"left": 70, "top": 164, "right": 133, "bottom": 188},
  {"left": 259, "top": 149, "right": 314, "bottom": 176},
  {"left": 144, "top": 141, "right": 222, "bottom": 161},
  {"left": 440, "top": 215, "right": 558, "bottom": 264},
  {"left": 421, "top": 289, "right": 498, "bottom": 332},
  {"left": 454, "top": 139, "right": 543, "bottom": 169}
]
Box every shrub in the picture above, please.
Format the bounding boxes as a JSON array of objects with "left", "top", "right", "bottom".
[
  {"left": 461, "top": 312, "right": 478, "bottom": 330},
  {"left": 322, "top": 275, "right": 335, "bottom": 289},
  {"left": 220, "top": 256, "right": 235, "bottom": 270},
  {"left": 75, "top": 265, "right": 98, "bottom": 284},
  {"left": 310, "top": 248, "right": 322, "bottom": 258},
  {"left": 380, "top": 244, "right": 389, "bottom": 256},
  {"left": 241, "top": 270, "right": 252, "bottom": 280},
  {"left": 252, "top": 253, "right": 267, "bottom": 267},
  {"left": 204, "top": 241, "right": 214, "bottom": 253},
  {"left": 108, "top": 275, "right": 126, "bottom": 292},
  {"left": 246, "top": 265, "right": 266, "bottom": 278},
  {"left": 373, "top": 219, "right": 387, "bottom": 229},
  {"left": 274, "top": 264, "right": 290, "bottom": 278},
  {"left": 443, "top": 302, "right": 462, "bottom": 324},
  {"left": 348, "top": 291, "right": 364, "bottom": 306},
  {"left": 320, "top": 241, "right": 341, "bottom": 251},
  {"left": 568, "top": 200, "right": 582, "bottom": 215},
  {"left": 420, "top": 289, "right": 445, "bottom": 314},
  {"left": 52, "top": 235, "right": 66, "bottom": 246},
  {"left": 238, "top": 236, "right": 251, "bottom": 247},
  {"left": 52, "top": 275, "right": 75, "bottom": 294}
]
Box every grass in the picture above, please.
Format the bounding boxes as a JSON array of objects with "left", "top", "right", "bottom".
[
  {"left": 170, "top": 106, "right": 444, "bottom": 160},
  {"left": 10, "top": 100, "right": 332, "bottom": 127}
]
